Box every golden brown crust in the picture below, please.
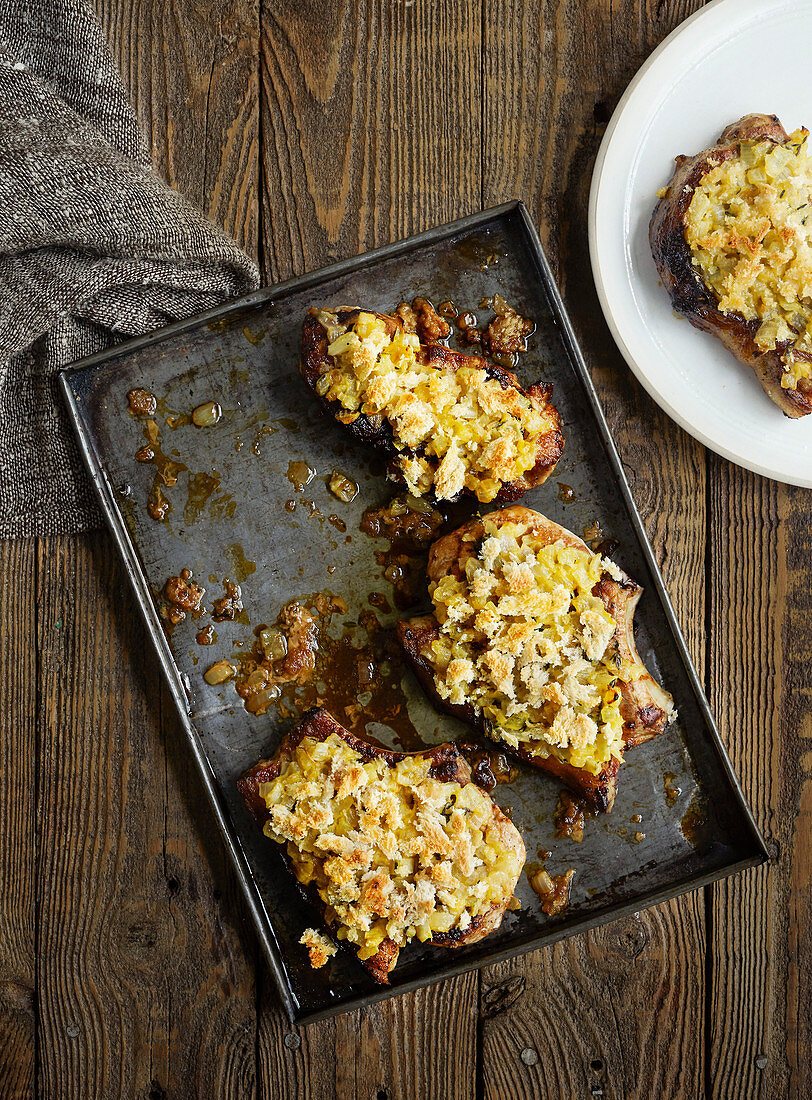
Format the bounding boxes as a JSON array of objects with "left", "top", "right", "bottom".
[
  {"left": 397, "top": 616, "right": 620, "bottom": 812},
  {"left": 649, "top": 113, "right": 812, "bottom": 418},
  {"left": 397, "top": 506, "right": 673, "bottom": 813},
  {"left": 300, "top": 308, "right": 564, "bottom": 502},
  {"left": 237, "top": 707, "right": 525, "bottom": 985}
]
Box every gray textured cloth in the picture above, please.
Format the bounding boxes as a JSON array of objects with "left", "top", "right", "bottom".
[{"left": 0, "top": 0, "right": 260, "bottom": 538}]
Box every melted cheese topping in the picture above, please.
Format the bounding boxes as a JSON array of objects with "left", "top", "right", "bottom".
[
  {"left": 426, "top": 519, "right": 630, "bottom": 775},
  {"left": 314, "top": 311, "right": 553, "bottom": 502},
  {"left": 259, "top": 732, "right": 522, "bottom": 961},
  {"left": 684, "top": 129, "right": 812, "bottom": 388}
]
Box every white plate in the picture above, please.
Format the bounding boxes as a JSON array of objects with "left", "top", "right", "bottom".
[{"left": 589, "top": 0, "right": 812, "bottom": 486}]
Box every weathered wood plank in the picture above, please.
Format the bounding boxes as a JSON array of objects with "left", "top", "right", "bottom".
[
  {"left": 479, "top": 2, "right": 708, "bottom": 1096},
  {"left": 706, "top": 465, "right": 809, "bottom": 1099},
  {"left": 480, "top": 895, "right": 706, "bottom": 1100},
  {"left": 18, "top": 2, "right": 805, "bottom": 1098},
  {"left": 156, "top": 679, "right": 260, "bottom": 1100},
  {"left": 34, "top": 535, "right": 259, "bottom": 1098},
  {"left": 0, "top": 540, "right": 37, "bottom": 1100},
  {"left": 33, "top": 536, "right": 258, "bottom": 1097},
  {"left": 258, "top": 0, "right": 482, "bottom": 283},
  {"left": 35, "top": 534, "right": 171, "bottom": 1097},
  {"left": 258, "top": 980, "right": 478, "bottom": 1100},
  {"left": 96, "top": 0, "right": 261, "bottom": 256},
  {"left": 783, "top": 486, "right": 812, "bottom": 1099},
  {"left": 256, "top": 2, "right": 482, "bottom": 1095}
]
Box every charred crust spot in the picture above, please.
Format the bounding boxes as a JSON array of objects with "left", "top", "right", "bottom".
[{"left": 638, "top": 703, "right": 666, "bottom": 728}]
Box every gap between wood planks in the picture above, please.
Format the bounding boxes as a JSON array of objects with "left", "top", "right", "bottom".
[{"left": 8, "top": 0, "right": 797, "bottom": 1096}]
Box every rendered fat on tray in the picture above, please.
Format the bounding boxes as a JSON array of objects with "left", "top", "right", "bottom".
[
  {"left": 237, "top": 303, "right": 677, "bottom": 980},
  {"left": 60, "top": 202, "right": 766, "bottom": 1020}
]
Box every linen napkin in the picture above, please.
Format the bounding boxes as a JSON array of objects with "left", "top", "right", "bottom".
[{"left": 0, "top": 0, "right": 260, "bottom": 538}]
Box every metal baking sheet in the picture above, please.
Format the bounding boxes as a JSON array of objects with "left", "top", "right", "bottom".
[{"left": 60, "top": 201, "right": 767, "bottom": 1024}]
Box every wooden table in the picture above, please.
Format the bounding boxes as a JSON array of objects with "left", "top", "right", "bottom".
[{"left": 1, "top": 1, "right": 808, "bottom": 1096}]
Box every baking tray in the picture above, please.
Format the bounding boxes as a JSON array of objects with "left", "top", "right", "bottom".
[{"left": 60, "top": 201, "right": 767, "bottom": 1024}]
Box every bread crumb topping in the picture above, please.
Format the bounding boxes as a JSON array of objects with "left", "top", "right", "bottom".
[
  {"left": 259, "top": 732, "right": 523, "bottom": 961},
  {"left": 299, "top": 927, "right": 337, "bottom": 969},
  {"left": 425, "top": 518, "right": 632, "bottom": 775},
  {"left": 685, "top": 129, "right": 812, "bottom": 388},
  {"left": 314, "top": 310, "right": 556, "bottom": 502}
]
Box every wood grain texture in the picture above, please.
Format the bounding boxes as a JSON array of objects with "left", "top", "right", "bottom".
[
  {"left": 34, "top": 535, "right": 258, "bottom": 1099},
  {"left": 35, "top": 534, "right": 169, "bottom": 1098},
  {"left": 783, "top": 484, "right": 812, "bottom": 1099},
  {"left": 706, "top": 464, "right": 809, "bottom": 1099},
  {"left": 31, "top": 4, "right": 263, "bottom": 1096},
  {"left": 256, "top": 2, "right": 482, "bottom": 1096},
  {"left": 96, "top": 0, "right": 261, "bottom": 255},
  {"left": 480, "top": 901, "right": 705, "bottom": 1100},
  {"left": 257, "top": 979, "right": 478, "bottom": 1100},
  {"left": 0, "top": 541, "right": 37, "bottom": 1100},
  {"left": 258, "top": 0, "right": 482, "bottom": 282},
  {"left": 2, "top": 0, "right": 806, "bottom": 1097},
  {"left": 479, "top": 2, "right": 708, "bottom": 1097}
]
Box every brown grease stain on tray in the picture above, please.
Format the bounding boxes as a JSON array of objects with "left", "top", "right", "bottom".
[
  {"left": 147, "top": 481, "right": 171, "bottom": 521},
  {"left": 664, "top": 771, "right": 681, "bottom": 806},
  {"left": 127, "top": 387, "right": 156, "bottom": 416},
  {"left": 139, "top": 420, "right": 188, "bottom": 521},
  {"left": 250, "top": 422, "right": 275, "bottom": 456},
  {"left": 185, "top": 471, "right": 221, "bottom": 525},
  {"left": 455, "top": 737, "right": 520, "bottom": 792},
  {"left": 359, "top": 493, "right": 445, "bottom": 611},
  {"left": 681, "top": 791, "right": 711, "bottom": 849},
  {"left": 243, "top": 325, "right": 266, "bottom": 346},
  {"left": 212, "top": 581, "right": 247, "bottom": 623},
  {"left": 131, "top": 402, "right": 216, "bottom": 524},
  {"left": 228, "top": 591, "right": 424, "bottom": 751},
  {"left": 209, "top": 493, "right": 237, "bottom": 521},
  {"left": 287, "top": 460, "right": 316, "bottom": 491},
  {"left": 160, "top": 569, "right": 205, "bottom": 630},
  {"left": 553, "top": 792, "right": 592, "bottom": 843},
  {"left": 224, "top": 543, "right": 256, "bottom": 582},
  {"left": 528, "top": 866, "right": 576, "bottom": 916}
]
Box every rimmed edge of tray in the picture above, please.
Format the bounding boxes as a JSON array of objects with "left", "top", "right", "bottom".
[{"left": 60, "top": 200, "right": 768, "bottom": 1024}]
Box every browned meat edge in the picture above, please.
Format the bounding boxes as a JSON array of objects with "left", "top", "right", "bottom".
[
  {"left": 300, "top": 308, "right": 564, "bottom": 501},
  {"left": 649, "top": 112, "right": 812, "bottom": 418},
  {"left": 397, "top": 616, "right": 620, "bottom": 813},
  {"left": 397, "top": 505, "right": 674, "bottom": 813},
  {"left": 237, "top": 706, "right": 525, "bottom": 985}
]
